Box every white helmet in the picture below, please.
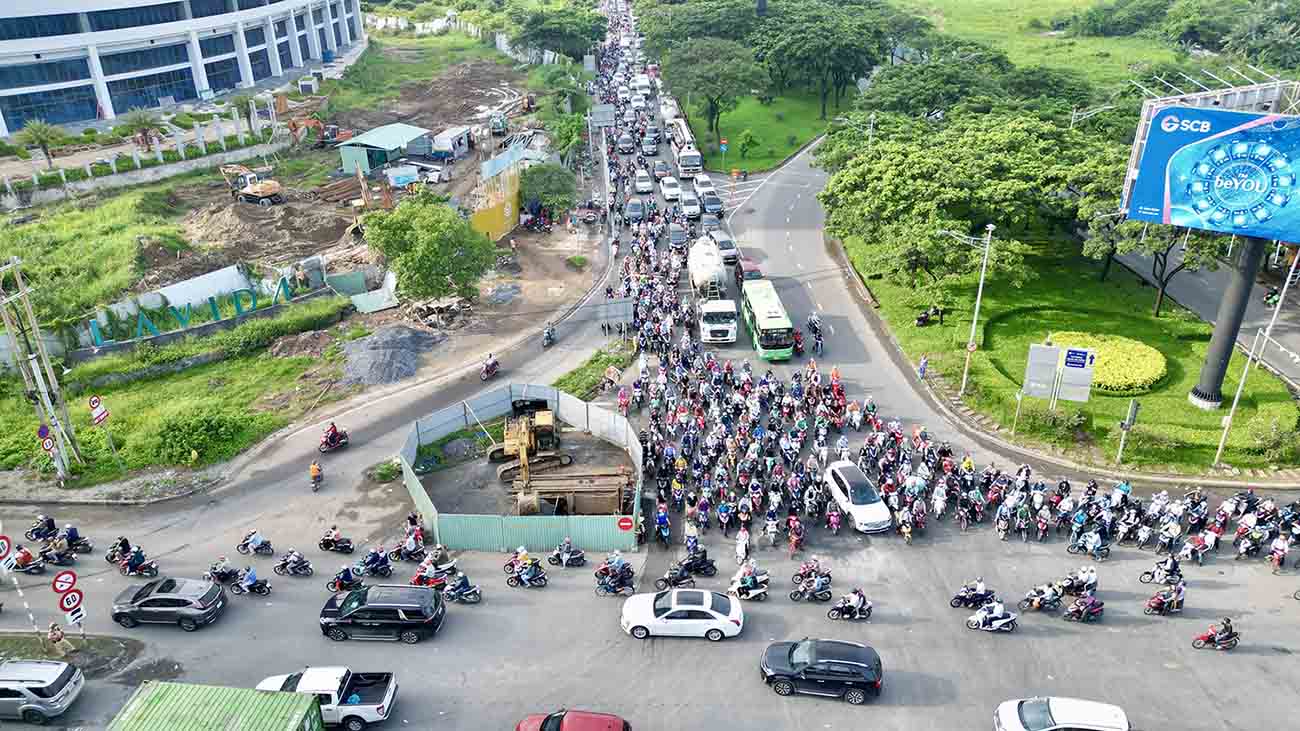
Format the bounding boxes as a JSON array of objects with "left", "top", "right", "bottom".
[{"left": 517, "top": 546, "right": 526, "bottom": 554}]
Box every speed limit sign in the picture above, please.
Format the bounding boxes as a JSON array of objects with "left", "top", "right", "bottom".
[{"left": 58, "top": 589, "right": 83, "bottom": 613}]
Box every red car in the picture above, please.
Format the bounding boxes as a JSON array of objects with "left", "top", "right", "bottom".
[
  {"left": 734, "top": 256, "right": 764, "bottom": 289},
  {"left": 516, "top": 709, "right": 630, "bottom": 731}
]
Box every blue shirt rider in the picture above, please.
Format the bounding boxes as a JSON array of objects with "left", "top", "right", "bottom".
[{"left": 241, "top": 566, "right": 258, "bottom": 590}]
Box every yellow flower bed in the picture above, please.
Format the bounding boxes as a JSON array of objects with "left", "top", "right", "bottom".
[{"left": 1048, "top": 331, "right": 1168, "bottom": 393}]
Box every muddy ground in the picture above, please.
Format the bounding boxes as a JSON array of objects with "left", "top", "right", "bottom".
[{"left": 334, "top": 58, "right": 527, "bottom": 133}]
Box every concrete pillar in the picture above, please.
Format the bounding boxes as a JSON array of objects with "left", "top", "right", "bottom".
[
  {"left": 306, "top": 14, "right": 323, "bottom": 60},
  {"left": 197, "top": 123, "right": 208, "bottom": 154},
  {"left": 86, "top": 46, "right": 117, "bottom": 120},
  {"left": 233, "top": 22, "right": 255, "bottom": 88},
  {"left": 265, "top": 16, "right": 283, "bottom": 77},
  {"left": 109, "top": 157, "right": 117, "bottom": 173},
  {"left": 0, "top": 107, "right": 8, "bottom": 139},
  {"left": 1190, "top": 237, "right": 1267, "bottom": 408},
  {"left": 288, "top": 24, "right": 304, "bottom": 68},
  {"left": 187, "top": 31, "right": 211, "bottom": 95},
  {"left": 3, "top": 177, "right": 12, "bottom": 195},
  {"left": 84, "top": 162, "right": 93, "bottom": 178},
  {"left": 131, "top": 148, "right": 142, "bottom": 168},
  {"left": 324, "top": 2, "right": 339, "bottom": 52},
  {"left": 233, "top": 108, "right": 245, "bottom": 144},
  {"left": 181, "top": 0, "right": 193, "bottom": 20},
  {"left": 154, "top": 145, "right": 163, "bottom": 164},
  {"left": 352, "top": 0, "right": 365, "bottom": 40},
  {"left": 338, "top": 1, "right": 353, "bottom": 46},
  {"left": 174, "top": 132, "right": 186, "bottom": 159}
]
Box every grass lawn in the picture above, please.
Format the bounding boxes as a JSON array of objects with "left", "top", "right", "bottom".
[
  {"left": 694, "top": 93, "right": 828, "bottom": 173},
  {"left": 553, "top": 339, "right": 636, "bottom": 399},
  {"left": 318, "top": 34, "right": 508, "bottom": 118},
  {"left": 856, "top": 237, "right": 1299, "bottom": 473},
  {"left": 893, "top": 0, "right": 1181, "bottom": 87}
]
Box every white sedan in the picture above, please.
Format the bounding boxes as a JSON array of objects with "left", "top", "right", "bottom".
[
  {"left": 824, "top": 460, "right": 892, "bottom": 534},
  {"left": 692, "top": 173, "right": 716, "bottom": 197},
  {"left": 631, "top": 94, "right": 647, "bottom": 110},
  {"left": 994, "top": 697, "right": 1129, "bottom": 731},
  {"left": 634, "top": 169, "right": 654, "bottom": 194},
  {"left": 660, "top": 176, "right": 681, "bottom": 201},
  {"left": 621, "top": 589, "right": 743, "bottom": 642}
]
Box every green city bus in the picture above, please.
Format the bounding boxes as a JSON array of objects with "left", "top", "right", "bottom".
[{"left": 740, "top": 279, "right": 795, "bottom": 360}]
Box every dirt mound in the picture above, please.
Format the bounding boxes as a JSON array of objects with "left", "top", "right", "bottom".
[
  {"left": 268, "top": 330, "right": 334, "bottom": 358},
  {"left": 340, "top": 324, "right": 447, "bottom": 386},
  {"left": 335, "top": 60, "right": 526, "bottom": 132},
  {"left": 184, "top": 199, "right": 350, "bottom": 258}
]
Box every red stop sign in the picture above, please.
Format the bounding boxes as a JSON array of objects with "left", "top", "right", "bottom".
[{"left": 617, "top": 516, "right": 634, "bottom": 532}]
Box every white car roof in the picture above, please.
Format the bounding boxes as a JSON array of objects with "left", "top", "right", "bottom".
[{"left": 1048, "top": 698, "right": 1129, "bottom": 730}]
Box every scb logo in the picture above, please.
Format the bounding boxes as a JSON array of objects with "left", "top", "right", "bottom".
[{"left": 1160, "top": 115, "right": 1212, "bottom": 134}]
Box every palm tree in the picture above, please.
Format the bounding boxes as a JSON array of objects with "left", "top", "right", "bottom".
[{"left": 15, "top": 120, "right": 62, "bottom": 170}]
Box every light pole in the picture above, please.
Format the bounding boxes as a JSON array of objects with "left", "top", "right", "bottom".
[
  {"left": 938, "top": 224, "right": 996, "bottom": 397},
  {"left": 1257, "top": 241, "right": 1296, "bottom": 371}
]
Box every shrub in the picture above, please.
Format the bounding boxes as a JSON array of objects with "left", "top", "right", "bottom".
[
  {"left": 138, "top": 408, "right": 248, "bottom": 465},
  {"left": 1019, "top": 404, "right": 1088, "bottom": 442},
  {"left": 98, "top": 134, "right": 124, "bottom": 146},
  {"left": 170, "top": 113, "right": 195, "bottom": 130},
  {"left": 1245, "top": 409, "right": 1300, "bottom": 461},
  {"left": 566, "top": 254, "right": 588, "bottom": 269},
  {"left": 1047, "top": 331, "right": 1167, "bottom": 393},
  {"left": 81, "top": 128, "right": 99, "bottom": 138},
  {"left": 786, "top": 134, "right": 798, "bottom": 147},
  {"left": 373, "top": 459, "right": 401, "bottom": 482}
]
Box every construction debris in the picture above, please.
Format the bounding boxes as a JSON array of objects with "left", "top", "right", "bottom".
[
  {"left": 339, "top": 324, "right": 446, "bottom": 386},
  {"left": 401, "top": 296, "right": 474, "bottom": 329}
]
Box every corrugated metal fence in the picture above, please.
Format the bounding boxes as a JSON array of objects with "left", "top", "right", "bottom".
[{"left": 399, "top": 384, "right": 640, "bottom": 552}]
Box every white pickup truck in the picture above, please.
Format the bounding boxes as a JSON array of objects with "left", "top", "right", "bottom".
[{"left": 257, "top": 666, "right": 396, "bottom": 731}]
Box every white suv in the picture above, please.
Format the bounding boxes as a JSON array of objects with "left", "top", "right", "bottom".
[
  {"left": 693, "top": 173, "right": 716, "bottom": 197},
  {"left": 660, "top": 176, "right": 681, "bottom": 201},
  {"left": 994, "top": 697, "right": 1129, "bottom": 731}
]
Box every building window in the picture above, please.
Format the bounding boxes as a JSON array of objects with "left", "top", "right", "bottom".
[
  {"left": 318, "top": 29, "right": 327, "bottom": 49},
  {"left": 0, "top": 84, "right": 99, "bottom": 129},
  {"left": 274, "top": 20, "right": 288, "bottom": 39},
  {"left": 205, "top": 57, "right": 242, "bottom": 92},
  {"left": 238, "top": 0, "right": 268, "bottom": 10},
  {"left": 190, "top": 0, "right": 228, "bottom": 19},
  {"left": 333, "top": 22, "right": 342, "bottom": 46},
  {"left": 295, "top": 13, "right": 307, "bottom": 31},
  {"left": 347, "top": 17, "right": 357, "bottom": 39},
  {"left": 245, "top": 27, "right": 266, "bottom": 48},
  {"left": 299, "top": 35, "right": 310, "bottom": 60},
  {"left": 0, "top": 59, "right": 91, "bottom": 91},
  {"left": 88, "top": 3, "right": 184, "bottom": 32},
  {"left": 249, "top": 49, "right": 272, "bottom": 81},
  {"left": 312, "top": 8, "right": 324, "bottom": 24},
  {"left": 278, "top": 41, "right": 293, "bottom": 70},
  {"left": 0, "top": 14, "right": 81, "bottom": 41},
  {"left": 200, "top": 35, "right": 236, "bottom": 58},
  {"left": 108, "top": 67, "right": 197, "bottom": 111},
  {"left": 101, "top": 44, "right": 190, "bottom": 77}
]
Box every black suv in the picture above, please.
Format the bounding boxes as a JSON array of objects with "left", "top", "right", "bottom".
[
  {"left": 111, "top": 577, "right": 225, "bottom": 632},
  {"left": 760, "top": 639, "right": 883, "bottom": 705},
  {"left": 320, "top": 585, "right": 445, "bottom": 644}
]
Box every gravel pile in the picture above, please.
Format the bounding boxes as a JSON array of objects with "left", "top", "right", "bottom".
[{"left": 340, "top": 325, "right": 446, "bottom": 386}]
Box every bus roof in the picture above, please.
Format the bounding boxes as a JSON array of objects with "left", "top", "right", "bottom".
[{"left": 741, "top": 279, "right": 792, "bottom": 329}]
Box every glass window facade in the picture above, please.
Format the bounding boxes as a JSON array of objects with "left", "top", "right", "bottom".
[
  {"left": 89, "top": 3, "right": 184, "bottom": 32},
  {"left": 248, "top": 48, "right": 272, "bottom": 81},
  {"left": 299, "top": 35, "right": 309, "bottom": 60},
  {"left": 348, "top": 17, "right": 357, "bottom": 39},
  {"left": 200, "top": 34, "right": 236, "bottom": 58},
  {"left": 108, "top": 68, "right": 196, "bottom": 111},
  {"left": 190, "top": 0, "right": 228, "bottom": 19},
  {"left": 245, "top": 27, "right": 266, "bottom": 48},
  {"left": 295, "top": 13, "right": 306, "bottom": 31},
  {"left": 204, "top": 57, "right": 241, "bottom": 92},
  {"left": 278, "top": 41, "right": 293, "bottom": 70},
  {"left": 0, "top": 14, "right": 81, "bottom": 41},
  {"left": 101, "top": 44, "right": 190, "bottom": 77},
  {"left": 274, "top": 20, "right": 288, "bottom": 39},
  {"left": 0, "top": 85, "right": 98, "bottom": 129},
  {"left": 318, "top": 29, "right": 327, "bottom": 50},
  {"left": 333, "top": 22, "right": 342, "bottom": 46},
  {"left": 312, "top": 8, "right": 324, "bottom": 24},
  {"left": 0, "top": 59, "right": 91, "bottom": 91},
  {"left": 238, "top": 0, "right": 268, "bottom": 9}
]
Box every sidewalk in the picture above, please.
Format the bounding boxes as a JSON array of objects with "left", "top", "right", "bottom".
[{"left": 1117, "top": 249, "right": 1300, "bottom": 387}]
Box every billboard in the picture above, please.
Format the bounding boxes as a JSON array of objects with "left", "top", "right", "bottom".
[{"left": 1126, "top": 105, "right": 1300, "bottom": 242}]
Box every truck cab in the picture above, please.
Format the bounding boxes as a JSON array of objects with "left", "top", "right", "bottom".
[{"left": 258, "top": 666, "right": 396, "bottom": 731}]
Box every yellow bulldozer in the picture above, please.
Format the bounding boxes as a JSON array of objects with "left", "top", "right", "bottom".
[
  {"left": 488, "top": 411, "right": 573, "bottom": 482},
  {"left": 220, "top": 164, "right": 284, "bottom": 207}
]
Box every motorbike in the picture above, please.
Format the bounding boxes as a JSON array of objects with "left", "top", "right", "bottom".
[
  {"left": 442, "top": 574, "right": 483, "bottom": 604},
  {"left": 68, "top": 537, "right": 94, "bottom": 554},
  {"left": 827, "top": 596, "right": 873, "bottom": 621},
  {"left": 728, "top": 568, "right": 770, "bottom": 601},
  {"left": 542, "top": 326, "right": 556, "bottom": 349},
  {"left": 327, "top": 575, "right": 364, "bottom": 593},
  {"left": 789, "top": 578, "right": 834, "bottom": 603},
  {"left": 480, "top": 360, "right": 501, "bottom": 381},
  {"left": 24, "top": 521, "right": 56, "bottom": 542},
  {"left": 410, "top": 568, "right": 455, "bottom": 589},
  {"left": 272, "top": 555, "right": 314, "bottom": 577},
  {"left": 204, "top": 564, "right": 240, "bottom": 583},
  {"left": 654, "top": 564, "right": 697, "bottom": 590},
  {"left": 389, "top": 544, "right": 427, "bottom": 563},
  {"left": 594, "top": 574, "right": 635, "bottom": 597},
  {"left": 680, "top": 550, "right": 718, "bottom": 577},
  {"left": 966, "top": 606, "right": 1018, "bottom": 632},
  {"left": 104, "top": 538, "right": 130, "bottom": 564},
  {"left": 1192, "top": 626, "right": 1239, "bottom": 651},
  {"left": 656, "top": 522, "right": 671, "bottom": 548},
  {"left": 506, "top": 566, "right": 549, "bottom": 588},
  {"left": 118, "top": 558, "right": 158, "bottom": 577},
  {"left": 230, "top": 572, "right": 272, "bottom": 596},
  {"left": 38, "top": 547, "right": 75, "bottom": 566},
  {"left": 11, "top": 558, "right": 46, "bottom": 575},
  {"left": 1062, "top": 599, "right": 1105, "bottom": 623},
  {"left": 236, "top": 536, "right": 274, "bottom": 556},
  {"left": 949, "top": 587, "right": 995, "bottom": 609},
  {"left": 319, "top": 429, "right": 350, "bottom": 453},
  {"left": 318, "top": 536, "right": 355, "bottom": 554},
  {"left": 547, "top": 546, "right": 587, "bottom": 568},
  {"left": 791, "top": 560, "right": 829, "bottom": 585},
  {"left": 357, "top": 554, "right": 394, "bottom": 578},
  {"left": 1036, "top": 517, "right": 1050, "bottom": 542},
  {"left": 1138, "top": 566, "right": 1182, "bottom": 585},
  {"left": 827, "top": 510, "right": 842, "bottom": 535},
  {"left": 1017, "top": 589, "right": 1062, "bottom": 612},
  {"left": 1066, "top": 537, "right": 1110, "bottom": 560},
  {"left": 1144, "top": 592, "right": 1182, "bottom": 616}
]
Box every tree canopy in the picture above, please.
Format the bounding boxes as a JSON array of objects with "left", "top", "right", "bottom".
[
  {"left": 365, "top": 190, "right": 496, "bottom": 300},
  {"left": 520, "top": 162, "right": 578, "bottom": 213},
  {"left": 753, "top": 2, "right": 885, "bottom": 118},
  {"left": 663, "top": 38, "right": 765, "bottom": 137},
  {"left": 508, "top": 5, "right": 604, "bottom": 61}
]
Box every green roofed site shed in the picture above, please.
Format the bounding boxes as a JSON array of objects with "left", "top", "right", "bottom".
[
  {"left": 109, "top": 680, "right": 324, "bottom": 731},
  {"left": 338, "top": 123, "right": 432, "bottom": 176}
]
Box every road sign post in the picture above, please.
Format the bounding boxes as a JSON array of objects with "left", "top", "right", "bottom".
[
  {"left": 1115, "top": 398, "right": 1140, "bottom": 465},
  {"left": 1011, "top": 390, "right": 1024, "bottom": 436},
  {"left": 720, "top": 138, "right": 727, "bottom": 173},
  {"left": 88, "top": 396, "right": 125, "bottom": 474}
]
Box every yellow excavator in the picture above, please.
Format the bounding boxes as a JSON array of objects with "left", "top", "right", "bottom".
[
  {"left": 489, "top": 411, "right": 573, "bottom": 482},
  {"left": 220, "top": 164, "right": 284, "bottom": 207}
]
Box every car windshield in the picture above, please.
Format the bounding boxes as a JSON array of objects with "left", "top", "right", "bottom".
[
  {"left": 540, "top": 712, "right": 566, "bottom": 731},
  {"left": 702, "top": 311, "right": 736, "bottom": 324},
  {"left": 790, "top": 639, "right": 815, "bottom": 667},
  {"left": 338, "top": 587, "right": 369, "bottom": 615},
  {"left": 652, "top": 590, "right": 673, "bottom": 617},
  {"left": 1017, "top": 699, "right": 1055, "bottom": 731},
  {"left": 628, "top": 200, "right": 643, "bottom": 213}
]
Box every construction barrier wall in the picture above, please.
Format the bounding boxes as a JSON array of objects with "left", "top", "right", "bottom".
[
  {"left": 468, "top": 161, "right": 521, "bottom": 243},
  {"left": 398, "top": 383, "right": 640, "bottom": 553}
]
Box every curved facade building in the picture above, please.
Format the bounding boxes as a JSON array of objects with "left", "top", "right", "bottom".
[{"left": 0, "top": 0, "right": 366, "bottom": 136}]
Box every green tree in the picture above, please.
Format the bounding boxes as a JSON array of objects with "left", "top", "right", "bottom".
[
  {"left": 858, "top": 61, "right": 1005, "bottom": 119},
  {"left": 737, "top": 129, "right": 760, "bottom": 160},
  {"left": 1161, "top": 0, "right": 1249, "bottom": 49},
  {"left": 520, "top": 162, "right": 578, "bottom": 214},
  {"left": 543, "top": 113, "right": 586, "bottom": 160},
  {"left": 638, "top": 0, "right": 765, "bottom": 59},
  {"left": 753, "top": 3, "right": 884, "bottom": 119},
  {"left": 15, "top": 120, "right": 63, "bottom": 170},
  {"left": 509, "top": 7, "right": 604, "bottom": 61},
  {"left": 118, "top": 108, "right": 162, "bottom": 150},
  {"left": 227, "top": 94, "right": 255, "bottom": 125},
  {"left": 364, "top": 190, "right": 496, "bottom": 300},
  {"left": 664, "top": 38, "right": 765, "bottom": 138}
]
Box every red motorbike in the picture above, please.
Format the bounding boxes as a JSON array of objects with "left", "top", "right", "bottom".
[
  {"left": 410, "top": 570, "right": 452, "bottom": 589},
  {"left": 319, "top": 428, "right": 349, "bottom": 453},
  {"left": 1193, "top": 625, "right": 1239, "bottom": 651},
  {"left": 1144, "top": 592, "right": 1182, "bottom": 616},
  {"left": 1063, "top": 598, "right": 1105, "bottom": 623}
]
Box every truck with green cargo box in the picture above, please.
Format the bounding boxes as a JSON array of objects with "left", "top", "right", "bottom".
[{"left": 109, "top": 680, "right": 325, "bottom": 731}]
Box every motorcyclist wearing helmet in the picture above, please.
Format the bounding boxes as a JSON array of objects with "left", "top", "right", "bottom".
[
  {"left": 965, "top": 576, "right": 987, "bottom": 597},
  {"left": 284, "top": 548, "right": 307, "bottom": 570},
  {"left": 324, "top": 422, "right": 339, "bottom": 448},
  {"left": 246, "top": 529, "right": 267, "bottom": 552},
  {"left": 240, "top": 565, "right": 259, "bottom": 591},
  {"left": 36, "top": 514, "right": 55, "bottom": 539},
  {"left": 126, "top": 546, "right": 146, "bottom": 573},
  {"left": 1214, "top": 617, "right": 1235, "bottom": 644},
  {"left": 13, "top": 545, "right": 34, "bottom": 568},
  {"left": 362, "top": 545, "right": 386, "bottom": 574},
  {"left": 212, "top": 555, "right": 233, "bottom": 578},
  {"left": 1159, "top": 554, "right": 1181, "bottom": 580},
  {"left": 335, "top": 563, "right": 357, "bottom": 586},
  {"left": 847, "top": 588, "right": 867, "bottom": 617},
  {"left": 310, "top": 460, "right": 323, "bottom": 484},
  {"left": 62, "top": 524, "right": 81, "bottom": 546},
  {"left": 982, "top": 596, "right": 1008, "bottom": 627}
]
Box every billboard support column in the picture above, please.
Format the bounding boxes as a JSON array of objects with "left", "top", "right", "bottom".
[{"left": 1190, "top": 237, "right": 1267, "bottom": 409}]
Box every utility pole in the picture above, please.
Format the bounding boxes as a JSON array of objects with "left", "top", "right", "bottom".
[{"left": 938, "top": 225, "right": 996, "bottom": 397}]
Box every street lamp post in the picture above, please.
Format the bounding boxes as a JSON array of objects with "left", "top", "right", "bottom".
[
  {"left": 1257, "top": 241, "right": 1297, "bottom": 371},
  {"left": 938, "top": 224, "right": 996, "bottom": 398}
]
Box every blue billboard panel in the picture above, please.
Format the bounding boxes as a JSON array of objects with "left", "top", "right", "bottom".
[{"left": 1127, "top": 106, "right": 1300, "bottom": 242}]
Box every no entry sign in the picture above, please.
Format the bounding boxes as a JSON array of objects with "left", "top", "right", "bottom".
[
  {"left": 617, "top": 516, "right": 634, "bottom": 531},
  {"left": 0, "top": 535, "right": 11, "bottom": 560},
  {"left": 51, "top": 570, "right": 77, "bottom": 594}
]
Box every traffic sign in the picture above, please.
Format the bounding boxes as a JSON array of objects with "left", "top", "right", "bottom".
[
  {"left": 1022, "top": 345, "right": 1060, "bottom": 399},
  {"left": 58, "top": 588, "right": 83, "bottom": 613},
  {"left": 88, "top": 396, "right": 101, "bottom": 410},
  {"left": 0, "top": 535, "right": 11, "bottom": 560},
  {"left": 41, "top": 438, "right": 54, "bottom": 453},
  {"left": 1064, "top": 348, "right": 1093, "bottom": 369},
  {"left": 89, "top": 395, "right": 109, "bottom": 425},
  {"left": 719, "top": 143, "right": 728, "bottom": 153},
  {"left": 51, "top": 570, "right": 77, "bottom": 594},
  {"left": 1057, "top": 347, "right": 1097, "bottom": 403},
  {"left": 617, "top": 516, "right": 634, "bottom": 531},
  {"left": 64, "top": 606, "right": 85, "bottom": 626},
  {"left": 967, "top": 341, "right": 978, "bottom": 353},
  {"left": 36, "top": 425, "right": 48, "bottom": 439},
  {"left": 0, "top": 555, "right": 15, "bottom": 572}
]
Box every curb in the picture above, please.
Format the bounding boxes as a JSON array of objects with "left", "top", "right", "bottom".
[{"left": 824, "top": 234, "right": 1300, "bottom": 490}]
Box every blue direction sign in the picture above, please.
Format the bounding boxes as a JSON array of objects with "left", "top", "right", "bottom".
[{"left": 1064, "top": 349, "right": 1091, "bottom": 369}]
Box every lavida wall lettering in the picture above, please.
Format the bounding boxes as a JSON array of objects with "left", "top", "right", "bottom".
[{"left": 86, "top": 277, "right": 297, "bottom": 346}]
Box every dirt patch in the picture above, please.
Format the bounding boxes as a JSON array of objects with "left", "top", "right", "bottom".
[
  {"left": 269, "top": 330, "right": 335, "bottom": 359},
  {"left": 0, "top": 634, "right": 144, "bottom": 680},
  {"left": 112, "top": 656, "right": 185, "bottom": 685},
  {"left": 334, "top": 60, "right": 527, "bottom": 133},
  {"left": 252, "top": 362, "right": 343, "bottom": 413}
]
